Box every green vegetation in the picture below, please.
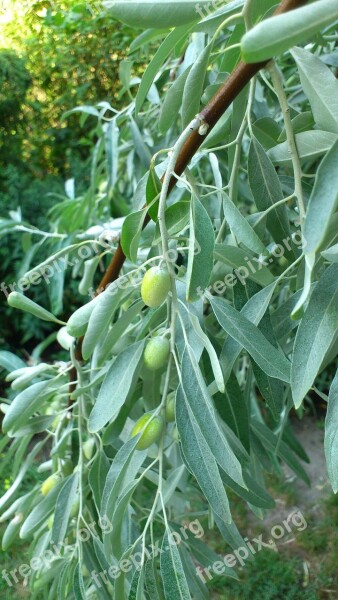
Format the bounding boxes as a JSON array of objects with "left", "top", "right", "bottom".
[{"left": 0, "top": 0, "right": 338, "bottom": 598}]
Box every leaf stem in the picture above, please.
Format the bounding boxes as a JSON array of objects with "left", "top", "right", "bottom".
[{"left": 269, "top": 63, "right": 306, "bottom": 223}]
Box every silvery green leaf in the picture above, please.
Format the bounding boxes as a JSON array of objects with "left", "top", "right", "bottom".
[
  {"left": 7, "top": 292, "right": 64, "bottom": 324},
  {"left": 268, "top": 131, "right": 338, "bottom": 166},
  {"left": 181, "top": 348, "right": 244, "bottom": 486},
  {"left": 241, "top": 0, "right": 338, "bottom": 64},
  {"left": 104, "top": 0, "right": 203, "bottom": 28},
  {"left": 51, "top": 473, "right": 79, "bottom": 545},
  {"left": 324, "top": 370, "right": 338, "bottom": 493},
  {"left": 82, "top": 281, "right": 127, "bottom": 360},
  {"left": 88, "top": 340, "right": 145, "bottom": 432},
  {"left": 291, "top": 264, "right": 338, "bottom": 408},
  {"left": 186, "top": 195, "right": 215, "bottom": 302},
  {"left": 176, "top": 386, "right": 232, "bottom": 523},
  {"left": 221, "top": 283, "right": 276, "bottom": 382},
  {"left": 303, "top": 139, "right": 338, "bottom": 256},
  {"left": 248, "top": 138, "right": 290, "bottom": 247},
  {"left": 135, "top": 26, "right": 192, "bottom": 114},
  {"left": 3, "top": 380, "right": 52, "bottom": 434},
  {"left": 291, "top": 46, "right": 338, "bottom": 134}
]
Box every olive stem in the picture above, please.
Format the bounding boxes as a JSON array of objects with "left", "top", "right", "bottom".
[
  {"left": 269, "top": 62, "right": 305, "bottom": 223},
  {"left": 157, "top": 116, "right": 202, "bottom": 356}
]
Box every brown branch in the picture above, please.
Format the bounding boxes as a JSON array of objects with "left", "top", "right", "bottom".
[{"left": 69, "top": 0, "right": 308, "bottom": 383}]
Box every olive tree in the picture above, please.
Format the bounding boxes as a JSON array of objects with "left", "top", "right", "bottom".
[{"left": 1, "top": 0, "right": 338, "bottom": 597}]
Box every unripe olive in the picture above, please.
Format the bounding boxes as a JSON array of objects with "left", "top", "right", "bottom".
[
  {"left": 131, "top": 413, "right": 164, "bottom": 450},
  {"left": 61, "top": 459, "right": 74, "bottom": 477},
  {"left": 70, "top": 498, "right": 80, "bottom": 518},
  {"left": 144, "top": 337, "right": 170, "bottom": 371},
  {"left": 141, "top": 267, "right": 171, "bottom": 308},
  {"left": 83, "top": 438, "right": 95, "bottom": 461},
  {"left": 41, "top": 473, "right": 61, "bottom": 496},
  {"left": 165, "top": 393, "right": 175, "bottom": 422}
]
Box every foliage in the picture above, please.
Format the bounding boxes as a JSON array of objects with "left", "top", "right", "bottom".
[
  {"left": 0, "top": 1, "right": 138, "bottom": 345},
  {"left": 1, "top": 0, "right": 338, "bottom": 598}
]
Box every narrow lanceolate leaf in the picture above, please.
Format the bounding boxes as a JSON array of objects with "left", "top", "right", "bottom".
[
  {"left": 104, "top": 118, "right": 119, "bottom": 192},
  {"left": 214, "top": 372, "right": 250, "bottom": 453},
  {"left": 20, "top": 481, "right": 63, "bottom": 538},
  {"left": 89, "top": 450, "right": 110, "bottom": 512},
  {"left": 7, "top": 292, "right": 64, "bottom": 324},
  {"left": 129, "top": 567, "right": 145, "bottom": 600},
  {"left": 268, "top": 131, "right": 338, "bottom": 166},
  {"left": 73, "top": 564, "right": 86, "bottom": 600},
  {"left": 161, "top": 531, "right": 192, "bottom": 600},
  {"left": 220, "top": 283, "right": 276, "bottom": 383},
  {"left": 322, "top": 243, "right": 338, "bottom": 264},
  {"left": 135, "top": 26, "right": 191, "bottom": 114},
  {"left": 251, "top": 420, "right": 310, "bottom": 485},
  {"left": 182, "top": 42, "right": 212, "bottom": 127},
  {"left": 104, "top": 0, "right": 203, "bottom": 28},
  {"left": 241, "top": 0, "right": 338, "bottom": 64},
  {"left": 82, "top": 281, "right": 126, "bottom": 360},
  {"left": 324, "top": 370, "right": 338, "bottom": 493},
  {"left": 181, "top": 348, "right": 244, "bottom": 487},
  {"left": 221, "top": 192, "right": 267, "bottom": 256},
  {"left": 3, "top": 380, "right": 52, "bottom": 434},
  {"left": 291, "top": 47, "right": 338, "bottom": 135},
  {"left": 251, "top": 313, "right": 284, "bottom": 419},
  {"left": 146, "top": 167, "right": 162, "bottom": 221},
  {"left": 291, "top": 264, "right": 338, "bottom": 409},
  {"left": 101, "top": 437, "right": 145, "bottom": 522},
  {"left": 303, "top": 139, "right": 338, "bottom": 256},
  {"left": 187, "top": 310, "right": 224, "bottom": 393},
  {"left": 97, "top": 300, "right": 144, "bottom": 363},
  {"left": 186, "top": 195, "right": 215, "bottom": 302},
  {"left": 51, "top": 473, "right": 79, "bottom": 545},
  {"left": 0, "top": 351, "right": 26, "bottom": 373},
  {"left": 248, "top": 137, "right": 290, "bottom": 247},
  {"left": 66, "top": 296, "right": 99, "bottom": 337},
  {"left": 121, "top": 208, "right": 148, "bottom": 263},
  {"left": 209, "top": 295, "right": 290, "bottom": 383},
  {"left": 88, "top": 340, "right": 145, "bottom": 432},
  {"left": 214, "top": 244, "right": 274, "bottom": 287},
  {"left": 176, "top": 387, "right": 232, "bottom": 523},
  {"left": 159, "top": 66, "right": 192, "bottom": 133}
]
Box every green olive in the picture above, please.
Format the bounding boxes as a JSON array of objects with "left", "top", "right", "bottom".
[
  {"left": 61, "top": 459, "right": 74, "bottom": 477},
  {"left": 41, "top": 473, "right": 61, "bottom": 497},
  {"left": 131, "top": 413, "right": 164, "bottom": 450},
  {"left": 83, "top": 438, "right": 95, "bottom": 460},
  {"left": 141, "top": 267, "right": 171, "bottom": 308},
  {"left": 70, "top": 498, "right": 80, "bottom": 518},
  {"left": 165, "top": 393, "right": 175, "bottom": 422},
  {"left": 144, "top": 337, "right": 170, "bottom": 371}
]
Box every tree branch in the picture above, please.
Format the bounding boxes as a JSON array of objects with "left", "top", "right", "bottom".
[{"left": 71, "top": 0, "right": 308, "bottom": 370}]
